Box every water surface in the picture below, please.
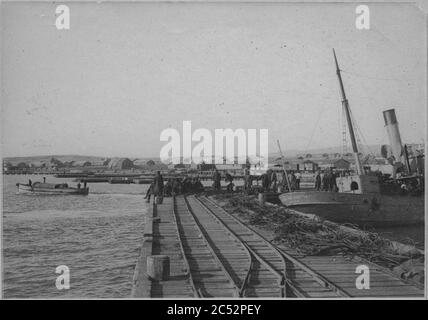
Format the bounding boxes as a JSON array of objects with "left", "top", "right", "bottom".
[{"left": 3, "top": 174, "right": 148, "bottom": 298}]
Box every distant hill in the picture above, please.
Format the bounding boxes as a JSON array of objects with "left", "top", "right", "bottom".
[
  {"left": 2, "top": 154, "right": 164, "bottom": 166},
  {"left": 2, "top": 144, "right": 385, "bottom": 165},
  {"left": 3, "top": 155, "right": 105, "bottom": 165}
]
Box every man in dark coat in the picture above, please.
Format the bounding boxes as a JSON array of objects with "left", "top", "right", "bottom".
[
  {"left": 262, "top": 172, "right": 270, "bottom": 191},
  {"left": 225, "top": 172, "right": 233, "bottom": 183},
  {"left": 213, "top": 169, "right": 221, "bottom": 191},
  {"left": 193, "top": 178, "right": 204, "bottom": 193},
  {"left": 225, "top": 172, "right": 234, "bottom": 192},
  {"left": 314, "top": 172, "right": 321, "bottom": 191},
  {"left": 172, "top": 178, "right": 181, "bottom": 195},
  {"left": 270, "top": 170, "right": 277, "bottom": 191},
  {"left": 329, "top": 171, "right": 338, "bottom": 192},
  {"left": 290, "top": 172, "right": 297, "bottom": 191},
  {"left": 243, "top": 167, "right": 251, "bottom": 192},
  {"left": 182, "top": 177, "right": 192, "bottom": 193},
  {"left": 164, "top": 178, "right": 173, "bottom": 197},
  {"left": 295, "top": 171, "right": 301, "bottom": 190},
  {"left": 152, "top": 171, "right": 164, "bottom": 203},
  {"left": 322, "top": 172, "right": 329, "bottom": 191}
]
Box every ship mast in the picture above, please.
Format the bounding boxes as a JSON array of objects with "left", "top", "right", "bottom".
[{"left": 333, "top": 49, "right": 364, "bottom": 175}]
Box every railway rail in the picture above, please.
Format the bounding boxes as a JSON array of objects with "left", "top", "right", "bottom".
[
  {"left": 132, "top": 194, "right": 424, "bottom": 298},
  {"left": 194, "top": 195, "right": 348, "bottom": 298},
  {"left": 172, "top": 195, "right": 286, "bottom": 297}
]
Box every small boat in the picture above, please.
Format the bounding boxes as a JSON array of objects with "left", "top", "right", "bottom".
[
  {"left": 75, "top": 177, "right": 109, "bottom": 183},
  {"left": 133, "top": 178, "right": 153, "bottom": 184},
  {"left": 16, "top": 182, "right": 89, "bottom": 195},
  {"left": 279, "top": 50, "right": 424, "bottom": 228},
  {"left": 109, "top": 177, "right": 132, "bottom": 184}
]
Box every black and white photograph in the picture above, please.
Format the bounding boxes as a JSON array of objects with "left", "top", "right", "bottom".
[{"left": 0, "top": 0, "right": 426, "bottom": 304}]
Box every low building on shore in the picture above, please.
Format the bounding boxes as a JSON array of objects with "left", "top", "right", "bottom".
[
  {"left": 317, "top": 158, "right": 351, "bottom": 171},
  {"left": 134, "top": 159, "right": 168, "bottom": 171},
  {"left": 73, "top": 160, "right": 92, "bottom": 167},
  {"left": 108, "top": 158, "right": 134, "bottom": 170},
  {"left": 301, "top": 160, "right": 318, "bottom": 172}
]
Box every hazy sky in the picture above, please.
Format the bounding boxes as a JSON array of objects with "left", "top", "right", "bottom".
[{"left": 1, "top": 1, "right": 426, "bottom": 158}]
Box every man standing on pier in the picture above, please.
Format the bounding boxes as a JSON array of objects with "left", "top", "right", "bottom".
[
  {"left": 270, "top": 170, "right": 277, "bottom": 192},
  {"left": 244, "top": 167, "right": 251, "bottom": 192},
  {"left": 172, "top": 178, "right": 182, "bottom": 195},
  {"left": 153, "top": 171, "right": 164, "bottom": 204},
  {"left": 225, "top": 172, "right": 234, "bottom": 192},
  {"left": 213, "top": 169, "right": 221, "bottom": 191},
  {"left": 315, "top": 171, "right": 321, "bottom": 191},
  {"left": 295, "top": 171, "right": 301, "bottom": 190}
]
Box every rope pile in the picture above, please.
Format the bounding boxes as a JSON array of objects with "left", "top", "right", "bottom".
[{"left": 215, "top": 194, "right": 422, "bottom": 269}]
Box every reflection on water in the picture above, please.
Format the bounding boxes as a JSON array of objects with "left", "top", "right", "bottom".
[{"left": 3, "top": 175, "right": 148, "bottom": 298}]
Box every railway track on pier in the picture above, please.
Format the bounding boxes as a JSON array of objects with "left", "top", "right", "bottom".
[
  {"left": 194, "top": 195, "right": 349, "bottom": 298},
  {"left": 172, "top": 195, "right": 349, "bottom": 298},
  {"left": 173, "top": 195, "right": 286, "bottom": 297},
  {"left": 133, "top": 194, "right": 423, "bottom": 298}
]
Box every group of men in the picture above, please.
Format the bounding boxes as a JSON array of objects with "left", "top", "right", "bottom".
[
  {"left": 144, "top": 168, "right": 343, "bottom": 202},
  {"left": 145, "top": 169, "right": 240, "bottom": 203},
  {"left": 76, "top": 181, "right": 87, "bottom": 189},
  {"left": 258, "top": 169, "right": 302, "bottom": 192},
  {"left": 314, "top": 170, "right": 338, "bottom": 192},
  {"left": 144, "top": 171, "right": 205, "bottom": 203},
  {"left": 212, "top": 169, "right": 235, "bottom": 192},
  {"left": 258, "top": 169, "right": 339, "bottom": 193}
]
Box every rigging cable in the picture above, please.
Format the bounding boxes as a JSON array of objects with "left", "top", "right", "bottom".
[
  {"left": 303, "top": 103, "right": 327, "bottom": 156},
  {"left": 348, "top": 106, "right": 376, "bottom": 157}
]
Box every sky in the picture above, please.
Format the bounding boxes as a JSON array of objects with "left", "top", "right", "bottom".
[{"left": 1, "top": 1, "right": 426, "bottom": 158}]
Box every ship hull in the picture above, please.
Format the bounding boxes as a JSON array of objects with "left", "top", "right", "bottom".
[
  {"left": 17, "top": 184, "right": 89, "bottom": 195},
  {"left": 279, "top": 191, "right": 424, "bottom": 227}
]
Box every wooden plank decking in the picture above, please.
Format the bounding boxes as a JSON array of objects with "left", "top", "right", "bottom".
[
  {"left": 131, "top": 195, "right": 424, "bottom": 298},
  {"left": 132, "top": 197, "right": 194, "bottom": 298}
]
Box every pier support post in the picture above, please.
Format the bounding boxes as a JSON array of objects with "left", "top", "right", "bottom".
[
  {"left": 147, "top": 255, "right": 170, "bottom": 281},
  {"left": 258, "top": 193, "right": 265, "bottom": 206}
]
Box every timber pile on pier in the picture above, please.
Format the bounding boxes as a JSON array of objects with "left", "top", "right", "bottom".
[{"left": 131, "top": 194, "right": 424, "bottom": 298}]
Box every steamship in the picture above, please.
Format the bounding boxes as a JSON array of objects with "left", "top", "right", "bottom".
[{"left": 279, "top": 50, "right": 424, "bottom": 227}]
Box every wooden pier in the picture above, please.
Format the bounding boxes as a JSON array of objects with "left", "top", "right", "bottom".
[{"left": 132, "top": 195, "right": 424, "bottom": 298}]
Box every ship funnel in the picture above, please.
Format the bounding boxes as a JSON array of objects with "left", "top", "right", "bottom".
[{"left": 383, "top": 109, "right": 403, "bottom": 163}]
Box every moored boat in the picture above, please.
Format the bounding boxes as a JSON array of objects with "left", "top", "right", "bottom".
[
  {"left": 17, "top": 182, "right": 89, "bottom": 195},
  {"left": 75, "top": 177, "right": 109, "bottom": 183},
  {"left": 279, "top": 190, "right": 424, "bottom": 227},
  {"left": 109, "top": 177, "right": 132, "bottom": 184},
  {"left": 279, "top": 50, "right": 424, "bottom": 228}
]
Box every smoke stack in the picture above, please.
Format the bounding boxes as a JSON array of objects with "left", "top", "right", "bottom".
[{"left": 383, "top": 109, "right": 403, "bottom": 163}]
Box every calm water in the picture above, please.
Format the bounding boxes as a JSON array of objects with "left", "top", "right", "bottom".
[
  {"left": 368, "top": 225, "right": 425, "bottom": 249},
  {"left": 2, "top": 175, "right": 148, "bottom": 298}
]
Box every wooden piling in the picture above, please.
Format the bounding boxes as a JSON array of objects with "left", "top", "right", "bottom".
[{"left": 147, "top": 255, "right": 170, "bottom": 281}]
